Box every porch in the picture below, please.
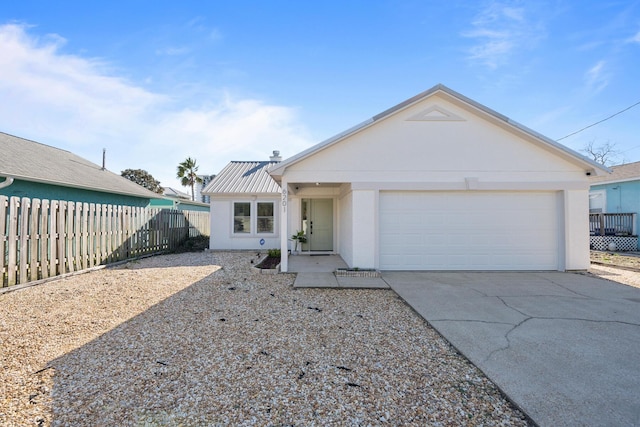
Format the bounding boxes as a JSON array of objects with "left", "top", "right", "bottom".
[
  {"left": 589, "top": 213, "right": 638, "bottom": 251},
  {"left": 287, "top": 254, "right": 347, "bottom": 273}
]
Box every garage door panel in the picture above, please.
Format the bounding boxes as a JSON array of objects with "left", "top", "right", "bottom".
[{"left": 379, "top": 191, "right": 559, "bottom": 270}]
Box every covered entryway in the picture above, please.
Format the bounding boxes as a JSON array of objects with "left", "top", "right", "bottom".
[
  {"left": 301, "top": 198, "right": 333, "bottom": 251},
  {"left": 379, "top": 191, "right": 560, "bottom": 270}
]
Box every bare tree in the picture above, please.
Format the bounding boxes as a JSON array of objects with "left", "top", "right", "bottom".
[{"left": 581, "top": 140, "right": 622, "bottom": 166}]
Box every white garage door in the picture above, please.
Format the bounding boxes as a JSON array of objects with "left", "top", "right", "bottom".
[{"left": 379, "top": 191, "right": 559, "bottom": 270}]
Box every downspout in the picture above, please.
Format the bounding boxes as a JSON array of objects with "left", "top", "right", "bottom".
[{"left": 0, "top": 176, "right": 14, "bottom": 189}]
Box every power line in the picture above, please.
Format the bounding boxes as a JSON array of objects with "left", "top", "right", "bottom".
[{"left": 557, "top": 99, "right": 640, "bottom": 141}]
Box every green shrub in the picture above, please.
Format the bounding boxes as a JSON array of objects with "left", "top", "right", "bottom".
[
  {"left": 172, "top": 235, "right": 209, "bottom": 253},
  {"left": 267, "top": 248, "right": 281, "bottom": 258}
]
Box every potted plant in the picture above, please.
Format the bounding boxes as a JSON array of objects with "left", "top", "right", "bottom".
[{"left": 290, "top": 230, "right": 307, "bottom": 253}]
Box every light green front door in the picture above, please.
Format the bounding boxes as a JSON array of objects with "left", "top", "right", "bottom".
[{"left": 302, "top": 199, "right": 333, "bottom": 251}]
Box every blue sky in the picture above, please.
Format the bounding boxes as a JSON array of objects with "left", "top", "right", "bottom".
[{"left": 1, "top": 1, "right": 639, "bottom": 189}]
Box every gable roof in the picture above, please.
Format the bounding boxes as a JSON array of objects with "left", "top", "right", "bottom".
[
  {"left": 270, "top": 83, "right": 610, "bottom": 178},
  {"left": 163, "top": 187, "right": 192, "bottom": 200},
  {"left": 590, "top": 161, "right": 640, "bottom": 185},
  {"left": 0, "top": 131, "right": 162, "bottom": 199},
  {"left": 201, "top": 161, "right": 281, "bottom": 194}
]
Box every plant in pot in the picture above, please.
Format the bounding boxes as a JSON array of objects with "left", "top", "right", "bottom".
[{"left": 290, "top": 230, "right": 307, "bottom": 253}]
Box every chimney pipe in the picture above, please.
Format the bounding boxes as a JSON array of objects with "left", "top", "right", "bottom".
[
  {"left": 269, "top": 150, "right": 282, "bottom": 161},
  {"left": 102, "top": 148, "right": 106, "bottom": 170}
]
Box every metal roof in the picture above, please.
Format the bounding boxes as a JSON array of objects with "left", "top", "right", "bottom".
[
  {"left": 590, "top": 160, "right": 640, "bottom": 185},
  {"left": 202, "top": 161, "right": 281, "bottom": 194},
  {"left": 0, "top": 131, "right": 164, "bottom": 199},
  {"left": 270, "top": 83, "right": 610, "bottom": 178},
  {"left": 163, "top": 187, "right": 191, "bottom": 199}
]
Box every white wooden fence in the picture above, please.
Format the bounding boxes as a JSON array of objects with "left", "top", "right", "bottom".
[{"left": 1, "top": 196, "right": 210, "bottom": 288}]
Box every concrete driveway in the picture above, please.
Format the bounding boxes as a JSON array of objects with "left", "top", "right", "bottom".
[{"left": 385, "top": 271, "right": 640, "bottom": 427}]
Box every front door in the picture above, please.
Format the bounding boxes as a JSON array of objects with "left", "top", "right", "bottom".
[{"left": 302, "top": 199, "right": 333, "bottom": 251}]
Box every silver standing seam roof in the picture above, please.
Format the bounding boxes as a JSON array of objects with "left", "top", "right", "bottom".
[
  {"left": 0, "top": 131, "right": 164, "bottom": 199},
  {"left": 201, "top": 161, "right": 281, "bottom": 194},
  {"left": 269, "top": 83, "right": 610, "bottom": 178}
]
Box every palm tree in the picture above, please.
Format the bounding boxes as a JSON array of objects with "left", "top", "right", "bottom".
[{"left": 176, "top": 157, "right": 203, "bottom": 201}]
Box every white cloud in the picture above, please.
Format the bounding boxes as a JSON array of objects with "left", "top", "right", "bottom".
[
  {"left": 462, "top": 1, "right": 545, "bottom": 69},
  {"left": 628, "top": 30, "right": 640, "bottom": 44},
  {"left": 0, "top": 23, "right": 312, "bottom": 188},
  {"left": 585, "top": 60, "right": 609, "bottom": 94}
]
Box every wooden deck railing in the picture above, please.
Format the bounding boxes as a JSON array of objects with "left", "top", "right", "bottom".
[
  {"left": 1, "top": 196, "right": 210, "bottom": 288},
  {"left": 589, "top": 213, "right": 636, "bottom": 236}
]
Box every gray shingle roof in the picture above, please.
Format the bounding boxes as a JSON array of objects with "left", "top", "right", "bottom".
[
  {"left": 202, "top": 161, "right": 281, "bottom": 194},
  {"left": 0, "top": 132, "right": 162, "bottom": 199},
  {"left": 590, "top": 161, "right": 640, "bottom": 184}
]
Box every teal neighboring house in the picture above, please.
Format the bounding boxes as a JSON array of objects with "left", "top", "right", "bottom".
[
  {"left": 589, "top": 161, "right": 640, "bottom": 250},
  {"left": 1, "top": 131, "right": 167, "bottom": 206}
]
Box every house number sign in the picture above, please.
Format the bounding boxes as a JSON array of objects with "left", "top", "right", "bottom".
[{"left": 281, "top": 188, "right": 287, "bottom": 212}]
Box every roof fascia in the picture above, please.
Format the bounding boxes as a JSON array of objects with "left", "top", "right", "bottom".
[
  {"left": 431, "top": 86, "right": 611, "bottom": 176},
  {"left": 4, "top": 174, "right": 162, "bottom": 200},
  {"left": 204, "top": 192, "right": 282, "bottom": 197},
  {"left": 270, "top": 83, "right": 611, "bottom": 178},
  {"left": 590, "top": 176, "right": 640, "bottom": 186}
]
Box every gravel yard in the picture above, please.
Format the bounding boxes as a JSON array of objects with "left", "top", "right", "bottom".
[
  {"left": 589, "top": 251, "right": 640, "bottom": 289},
  {"left": 1, "top": 251, "right": 531, "bottom": 426}
]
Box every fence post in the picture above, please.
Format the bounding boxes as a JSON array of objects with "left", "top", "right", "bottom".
[
  {"left": 19, "top": 197, "right": 30, "bottom": 284},
  {"left": 7, "top": 197, "right": 18, "bottom": 286},
  {"left": 0, "top": 196, "right": 7, "bottom": 287},
  {"left": 81, "top": 202, "right": 89, "bottom": 270},
  {"left": 29, "top": 198, "right": 40, "bottom": 282},
  {"left": 88, "top": 203, "right": 95, "bottom": 268},
  {"left": 40, "top": 199, "right": 50, "bottom": 280},
  {"left": 599, "top": 213, "right": 605, "bottom": 236}
]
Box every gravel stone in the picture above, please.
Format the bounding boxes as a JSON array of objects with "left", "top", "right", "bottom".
[
  {"left": 588, "top": 251, "right": 640, "bottom": 289},
  {"left": 1, "top": 252, "right": 531, "bottom": 426}
]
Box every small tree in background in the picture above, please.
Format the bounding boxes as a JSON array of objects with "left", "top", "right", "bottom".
[
  {"left": 177, "top": 157, "right": 203, "bottom": 201},
  {"left": 121, "top": 169, "right": 164, "bottom": 194},
  {"left": 581, "top": 140, "right": 623, "bottom": 166}
]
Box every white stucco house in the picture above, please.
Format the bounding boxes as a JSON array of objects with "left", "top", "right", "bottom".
[
  {"left": 203, "top": 152, "right": 283, "bottom": 250},
  {"left": 204, "top": 84, "right": 609, "bottom": 272}
]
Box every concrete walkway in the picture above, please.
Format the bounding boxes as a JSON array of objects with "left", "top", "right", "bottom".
[
  {"left": 289, "top": 254, "right": 389, "bottom": 289},
  {"left": 385, "top": 271, "right": 640, "bottom": 427}
]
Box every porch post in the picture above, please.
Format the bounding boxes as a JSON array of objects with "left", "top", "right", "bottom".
[
  {"left": 280, "top": 179, "right": 289, "bottom": 272},
  {"left": 351, "top": 189, "right": 377, "bottom": 269}
]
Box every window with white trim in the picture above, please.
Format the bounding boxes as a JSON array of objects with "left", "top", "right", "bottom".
[
  {"left": 231, "top": 200, "right": 277, "bottom": 236},
  {"left": 257, "top": 202, "right": 274, "bottom": 233},
  {"left": 233, "top": 202, "right": 251, "bottom": 233}
]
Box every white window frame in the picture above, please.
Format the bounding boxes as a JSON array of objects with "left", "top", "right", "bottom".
[
  {"left": 232, "top": 201, "right": 252, "bottom": 234},
  {"left": 256, "top": 201, "right": 275, "bottom": 234},
  {"left": 231, "top": 199, "right": 278, "bottom": 237}
]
